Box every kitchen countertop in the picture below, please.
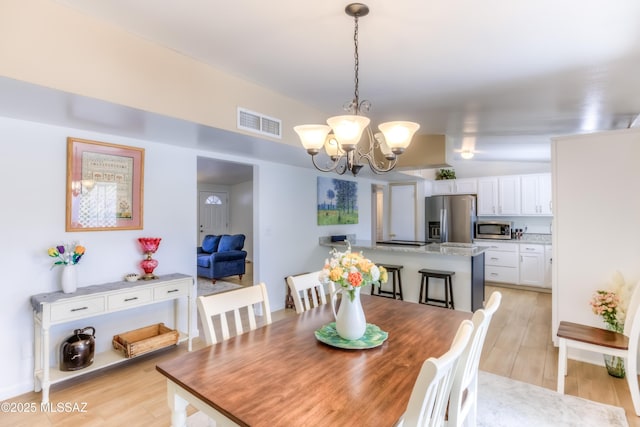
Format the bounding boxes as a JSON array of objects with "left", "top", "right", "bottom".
[
  {"left": 319, "top": 238, "right": 490, "bottom": 257},
  {"left": 475, "top": 233, "right": 552, "bottom": 245}
]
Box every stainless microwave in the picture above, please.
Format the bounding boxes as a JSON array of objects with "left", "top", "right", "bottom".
[{"left": 476, "top": 221, "right": 512, "bottom": 240}]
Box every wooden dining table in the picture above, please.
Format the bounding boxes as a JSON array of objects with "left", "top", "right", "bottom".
[{"left": 156, "top": 294, "right": 471, "bottom": 427}]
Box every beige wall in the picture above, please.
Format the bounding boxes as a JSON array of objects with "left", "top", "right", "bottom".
[
  {"left": 0, "top": 0, "right": 325, "bottom": 146},
  {"left": 552, "top": 128, "right": 640, "bottom": 363}
]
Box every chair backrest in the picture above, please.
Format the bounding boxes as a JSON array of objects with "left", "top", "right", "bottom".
[
  {"left": 448, "top": 291, "right": 502, "bottom": 426},
  {"left": 401, "top": 319, "right": 474, "bottom": 427},
  {"left": 623, "top": 282, "right": 640, "bottom": 362},
  {"left": 196, "top": 282, "right": 272, "bottom": 346},
  {"left": 286, "top": 272, "right": 335, "bottom": 314},
  {"left": 624, "top": 282, "right": 640, "bottom": 337}
]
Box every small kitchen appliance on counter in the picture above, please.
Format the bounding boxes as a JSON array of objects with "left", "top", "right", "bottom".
[{"left": 475, "top": 221, "right": 513, "bottom": 240}]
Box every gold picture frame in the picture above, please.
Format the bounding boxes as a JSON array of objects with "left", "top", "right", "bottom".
[{"left": 66, "top": 137, "right": 144, "bottom": 231}]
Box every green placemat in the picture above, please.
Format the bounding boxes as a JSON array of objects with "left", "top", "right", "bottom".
[{"left": 314, "top": 322, "right": 388, "bottom": 349}]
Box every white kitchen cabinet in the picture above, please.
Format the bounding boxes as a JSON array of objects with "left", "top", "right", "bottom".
[
  {"left": 521, "top": 173, "right": 552, "bottom": 216},
  {"left": 544, "top": 244, "right": 552, "bottom": 288},
  {"left": 519, "top": 243, "right": 545, "bottom": 286},
  {"left": 477, "top": 177, "right": 498, "bottom": 215},
  {"left": 498, "top": 175, "right": 521, "bottom": 215},
  {"left": 454, "top": 178, "right": 477, "bottom": 194},
  {"left": 431, "top": 178, "right": 477, "bottom": 195},
  {"left": 483, "top": 241, "right": 519, "bottom": 284},
  {"left": 432, "top": 179, "right": 455, "bottom": 195},
  {"left": 477, "top": 176, "right": 520, "bottom": 215}
]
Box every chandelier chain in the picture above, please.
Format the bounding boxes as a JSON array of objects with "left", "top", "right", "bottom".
[
  {"left": 294, "top": 3, "right": 419, "bottom": 176},
  {"left": 353, "top": 15, "right": 360, "bottom": 114}
]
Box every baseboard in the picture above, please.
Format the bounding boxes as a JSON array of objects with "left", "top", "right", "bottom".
[
  {"left": 486, "top": 281, "right": 551, "bottom": 294},
  {"left": 0, "top": 380, "right": 33, "bottom": 401}
]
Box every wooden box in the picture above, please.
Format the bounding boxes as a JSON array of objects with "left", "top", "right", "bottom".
[{"left": 112, "top": 323, "right": 179, "bottom": 358}]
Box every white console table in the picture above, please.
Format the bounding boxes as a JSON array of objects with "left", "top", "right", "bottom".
[{"left": 31, "top": 273, "right": 194, "bottom": 403}]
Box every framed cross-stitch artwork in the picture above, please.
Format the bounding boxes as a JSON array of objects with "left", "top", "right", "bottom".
[{"left": 66, "top": 137, "right": 144, "bottom": 231}]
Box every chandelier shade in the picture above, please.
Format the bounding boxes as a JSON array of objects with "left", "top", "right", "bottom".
[
  {"left": 326, "top": 115, "right": 371, "bottom": 152},
  {"left": 378, "top": 121, "right": 420, "bottom": 153},
  {"left": 294, "top": 3, "right": 420, "bottom": 176},
  {"left": 293, "top": 124, "right": 332, "bottom": 153}
]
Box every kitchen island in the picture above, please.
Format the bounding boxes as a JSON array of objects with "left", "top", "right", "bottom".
[{"left": 320, "top": 237, "right": 490, "bottom": 312}]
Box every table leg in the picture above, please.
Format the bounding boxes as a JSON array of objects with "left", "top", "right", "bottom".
[
  {"left": 42, "top": 326, "right": 50, "bottom": 403},
  {"left": 557, "top": 339, "right": 567, "bottom": 394},
  {"left": 167, "top": 380, "right": 189, "bottom": 427},
  {"left": 33, "top": 312, "right": 42, "bottom": 392},
  {"left": 187, "top": 284, "right": 193, "bottom": 352}
]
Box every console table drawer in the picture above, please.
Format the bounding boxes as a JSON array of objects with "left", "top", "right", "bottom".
[
  {"left": 154, "top": 282, "right": 189, "bottom": 301},
  {"left": 50, "top": 297, "right": 106, "bottom": 322},
  {"left": 108, "top": 288, "right": 153, "bottom": 310}
]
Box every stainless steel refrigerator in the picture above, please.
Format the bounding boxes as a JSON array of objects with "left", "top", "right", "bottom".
[{"left": 425, "top": 195, "right": 477, "bottom": 243}]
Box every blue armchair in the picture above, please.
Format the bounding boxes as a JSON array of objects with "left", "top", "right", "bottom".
[{"left": 197, "top": 234, "right": 247, "bottom": 283}]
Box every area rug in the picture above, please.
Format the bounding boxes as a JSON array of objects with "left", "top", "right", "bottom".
[
  {"left": 196, "top": 277, "right": 243, "bottom": 297},
  {"left": 186, "top": 371, "right": 628, "bottom": 426},
  {"left": 478, "top": 371, "right": 628, "bottom": 427}
]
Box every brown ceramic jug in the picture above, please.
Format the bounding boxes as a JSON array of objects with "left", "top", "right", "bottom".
[{"left": 60, "top": 326, "right": 95, "bottom": 371}]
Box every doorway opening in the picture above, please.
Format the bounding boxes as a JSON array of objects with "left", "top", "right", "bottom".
[{"left": 197, "top": 156, "right": 255, "bottom": 263}]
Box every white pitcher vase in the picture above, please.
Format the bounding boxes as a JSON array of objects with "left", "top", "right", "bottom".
[
  {"left": 331, "top": 286, "right": 366, "bottom": 340},
  {"left": 61, "top": 264, "right": 77, "bottom": 294}
]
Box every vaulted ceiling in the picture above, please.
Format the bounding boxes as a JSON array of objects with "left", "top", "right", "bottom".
[{"left": 53, "top": 0, "right": 640, "bottom": 166}]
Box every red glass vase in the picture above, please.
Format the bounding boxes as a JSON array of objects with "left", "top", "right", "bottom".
[
  {"left": 140, "top": 257, "right": 159, "bottom": 275},
  {"left": 138, "top": 237, "right": 161, "bottom": 280},
  {"left": 138, "top": 237, "right": 161, "bottom": 253}
]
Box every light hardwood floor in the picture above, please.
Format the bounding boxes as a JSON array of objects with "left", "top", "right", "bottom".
[{"left": 4, "top": 274, "right": 638, "bottom": 426}]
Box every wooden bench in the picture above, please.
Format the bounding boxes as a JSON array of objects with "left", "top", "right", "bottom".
[{"left": 557, "top": 321, "right": 628, "bottom": 350}]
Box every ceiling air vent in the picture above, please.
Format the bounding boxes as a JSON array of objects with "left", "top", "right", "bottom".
[{"left": 237, "top": 107, "right": 282, "bottom": 139}]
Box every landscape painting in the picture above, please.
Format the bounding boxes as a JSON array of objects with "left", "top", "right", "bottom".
[{"left": 317, "top": 177, "right": 358, "bottom": 225}]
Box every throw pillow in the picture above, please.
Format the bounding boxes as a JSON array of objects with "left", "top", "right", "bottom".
[
  {"left": 201, "top": 235, "right": 222, "bottom": 253},
  {"left": 218, "top": 234, "right": 245, "bottom": 252}
]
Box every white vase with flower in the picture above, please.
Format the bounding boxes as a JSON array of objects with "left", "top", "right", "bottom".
[
  {"left": 590, "top": 272, "right": 634, "bottom": 378},
  {"left": 320, "top": 242, "right": 388, "bottom": 341},
  {"left": 47, "top": 243, "right": 86, "bottom": 293}
]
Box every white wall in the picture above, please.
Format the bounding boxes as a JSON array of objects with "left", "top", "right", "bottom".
[
  {"left": 0, "top": 116, "right": 196, "bottom": 399},
  {"left": 552, "top": 128, "right": 640, "bottom": 364},
  {"left": 0, "top": 115, "right": 377, "bottom": 400},
  {"left": 230, "top": 180, "right": 254, "bottom": 261},
  {"left": 253, "top": 164, "right": 375, "bottom": 312}
]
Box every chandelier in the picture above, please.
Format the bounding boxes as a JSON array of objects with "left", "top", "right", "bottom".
[{"left": 294, "top": 3, "right": 420, "bottom": 176}]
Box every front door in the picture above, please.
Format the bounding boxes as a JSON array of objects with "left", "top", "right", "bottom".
[{"left": 198, "top": 191, "right": 229, "bottom": 245}]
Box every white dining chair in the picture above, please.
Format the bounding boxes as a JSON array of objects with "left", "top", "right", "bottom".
[
  {"left": 448, "top": 291, "right": 502, "bottom": 427},
  {"left": 557, "top": 282, "right": 640, "bottom": 416},
  {"left": 286, "top": 271, "right": 335, "bottom": 314},
  {"left": 397, "top": 319, "right": 474, "bottom": 427},
  {"left": 196, "top": 282, "right": 272, "bottom": 346}
]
